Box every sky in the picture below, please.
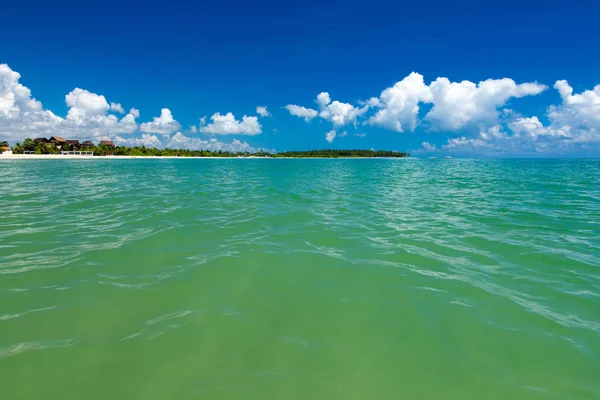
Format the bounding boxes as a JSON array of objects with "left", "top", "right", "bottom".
[{"left": 1, "top": 0, "right": 599, "bottom": 156}]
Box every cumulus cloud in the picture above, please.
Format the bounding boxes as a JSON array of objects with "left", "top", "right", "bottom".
[
  {"left": 420, "top": 141, "right": 437, "bottom": 152},
  {"left": 547, "top": 80, "right": 600, "bottom": 131},
  {"left": 200, "top": 112, "right": 262, "bottom": 135},
  {"left": 366, "top": 72, "right": 546, "bottom": 132},
  {"left": 317, "top": 92, "right": 369, "bottom": 127},
  {"left": 0, "top": 65, "right": 62, "bottom": 140},
  {"left": 167, "top": 132, "right": 259, "bottom": 152},
  {"left": 256, "top": 106, "right": 270, "bottom": 117},
  {"left": 4, "top": 62, "right": 600, "bottom": 155},
  {"left": 508, "top": 116, "right": 571, "bottom": 140},
  {"left": 112, "top": 132, "right": 262, "bottom": 152},
  {"left": 139, "top": 108, "right": 181, "bottom": 136},
  {"left": 437, "top": 79, "right": 600, "bottom": 155},
  {"left": 287, "top": 92, "right": 368, "bottom": 127},
  {"left": 0, "top": 64, "right": 266, "bottom": 150},
  {"left": 114, "top": 133, "right": 163, "bottom": 148},
  {"left": 65, "top": 88, "right": 111, "bottom": 121},
  {"left": 113, "top": 108, "right": 140, "bottom": 134},
  {"left": 290, "top": 73, "right": 544, "bottom": 133},
  {"left": 493, "top": 81, "right": 600, "bottom": 152},
  {"left": 366, "top": 72, "right": 432, "bottom": 132},
  {"left": 110, "top": 102, "right": 125, "bottom": 114},
  {"left": 440, "top": 124, "right": 567, "bottom": 156},
  {"left": 426, "top": 77, "right": 547, "bottom": 131},
  {"left": 284, "top": 104, "right": 318, "bottom": 121},
  {"left": 0, "top": 64, "right": 142, "bottom": 141},
  {"left": 442, "top": 114, "right": 598, "bottom": 156},
  {"left": 325, "top": 130, "right": 336, "bottom": 143},
  {"left": 0, "top": 64, "right": 44, "bottom": 115}
]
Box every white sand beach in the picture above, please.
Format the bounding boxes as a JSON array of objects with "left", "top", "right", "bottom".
[{"left": 0, "top": 153, "right": 265, "bottom": 160}]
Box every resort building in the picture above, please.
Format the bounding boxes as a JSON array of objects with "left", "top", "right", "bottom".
[
  {"left": 99, "top": 140, "right": 115, "bottom": 147},
  {"left": 66, "top": 140, "right": 81, "bottom": 150},
  {"left": 49, "top": 136, "right": 68, "bottom": 146}
]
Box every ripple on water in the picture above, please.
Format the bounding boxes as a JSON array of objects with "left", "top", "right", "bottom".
[{"left": 1, "top": 159, "right": 599, "bottom": 398}]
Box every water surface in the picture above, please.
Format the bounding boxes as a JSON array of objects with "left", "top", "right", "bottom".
[{"left": 1, "top": 159, "right": 599, "bottom": 399}]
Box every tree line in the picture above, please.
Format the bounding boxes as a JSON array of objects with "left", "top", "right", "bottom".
[{"left": 9, "top": 139, "right": 409, "bottom": 158}]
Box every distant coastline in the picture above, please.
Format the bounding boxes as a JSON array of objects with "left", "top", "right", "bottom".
[
  {"left": 1, "top": 154, "right": 416, "bottom": 160},
  {"left": 2, "top": 137, "right": 410, "bottom": 159}
]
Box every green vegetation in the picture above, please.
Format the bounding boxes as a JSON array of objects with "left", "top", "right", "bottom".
[
  {"left": 273, "top": 149, "right": 409, "bottom": 158},
  {"left": 9, "top": 142, "right": 409, "bottom": 158},
  {"left": 11, "top": 138, "right": 57, "bottom": 154}
]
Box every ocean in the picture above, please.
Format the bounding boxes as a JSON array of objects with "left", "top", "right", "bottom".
[{"left": 1, "top": 158, "right": 599, "bottom": 399}]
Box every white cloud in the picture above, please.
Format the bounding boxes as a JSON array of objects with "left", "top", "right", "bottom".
[
  {"left": 288, "top": 91, "right": 368, "bottom": 127},
  {"left": 547, "top": 80, "right": 600, "bottom": 131},
  {"left": 3, "top": 62, "right": 599, "bottom": 156},
  {"left": 420, "top": 141, "right": 437, "bottom": 152},
  {"left": 366, "top": 73, "right": 546, "bottom": 132},
  {"left": 0, "top": 64, "right": 44, "bottom": 116},
  {"left": 0, "top": 64, "right": 62, "bottom": 140},
  {"left": 317, "top": 92, "right": 369, "bottom": 127},
  {"left": 111, "top": 132, "right": 262, "bottom": 152},
  {"left": 287, "top": 74, "right": 545, "bottom": 134},
  {"left": 426, "top": 77, "right": 547, "bottom": 131},
  {"left": 0, "top": 64, "right": 143, "bottom": 141},
  {"left": 325, "top": 130, "right": 336, "bottom": 143},
  {"left": 284, "top": 104, "right": 318, "bottom": 121},
  {"left": 65, "top": 88, "right": 112, "bottom": 122},
  {"left": 110, "top": 102, "right": 125, "bottom": 114},
  {"left": 200, "top": 112, "right": 262, "bottom": 135},
  {"left": 444, "top": 136, "right": 492, "bottom": 150},
  {"left": 112, "top": 108, "right": 140, "bottom": 134},
  {"left": 315, "top": 92, "right": 329, "bottom": 108},
  {"left": 256, "top": 106, "right": 270, "bottom": 117},
  {"left": 167, "top": 132, "right": 258, "bottom": 152},
  {"left": 114, "top": 133, "right": 163, "bottom": 148},
  {"left": 63, "top": 88, "right": 140, "bottom": 136},
  {"left": 366, "top": 72, "right": 432, "bottom": 132},
  {"left": 139, "top": 108, "right": 181, "bottom": 136},
  {"left": 354, "top": 133, "right": 367, "bottom": 137},
  {"left": 339, "top": 131, "right": 348, "bottom": 137},
  {"left": 490, "top": 81, "right": 600, "bottom": 153},
  {"left": 438, "top": 80, "right": 600, "bottom": 155},
  {"left": 508, "top": 116, "right": 572, "bottom": 139},
  {"left": 441, "top": 120, "right": 596, "bottom": 156}
]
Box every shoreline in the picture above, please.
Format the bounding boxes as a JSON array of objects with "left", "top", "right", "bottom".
[{"left": 0, "top": 154, "right": 418, "bottom": 160}]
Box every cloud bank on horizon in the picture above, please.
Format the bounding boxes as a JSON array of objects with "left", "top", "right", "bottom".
[
  {"left": 287, "top": 73, "right": 600, "bottom": 155},
  {"left": 0, "top": 63, "right": 264, "bottom": 152},
  {"left": 1, "top": 63, "right": 599, "bottom": 155}
]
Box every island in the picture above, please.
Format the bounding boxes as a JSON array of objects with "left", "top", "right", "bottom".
[{"left": 5, "top": 137, "right": 410, "bottom": 158}]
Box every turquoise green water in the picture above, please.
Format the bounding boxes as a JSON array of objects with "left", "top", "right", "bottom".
[{"left": 1, "top": 159, "right": 599, "bottom": 399}]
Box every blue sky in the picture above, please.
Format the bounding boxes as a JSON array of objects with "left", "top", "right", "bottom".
[{"left": 1, "top": 0, "right": 600, "bottom": 156}]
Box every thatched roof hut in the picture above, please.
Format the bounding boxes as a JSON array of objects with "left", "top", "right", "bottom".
[
  {"left": 33, "top": 137, "right": 48, "bottom": 143},
  {"left": 99, "top": 140, "right": 115, "bottom": 147},
  {"left": 81, "top": 140, "right": 95, "bottom": 147},
  {"left": 49, "top": 136, "right": 67, "bottom": 144}
]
